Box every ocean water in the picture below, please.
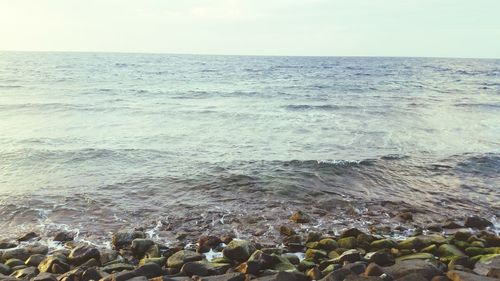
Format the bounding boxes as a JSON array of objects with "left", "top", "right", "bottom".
[{"left": 0, "top": 52, "right": 499, "bottom": 243}]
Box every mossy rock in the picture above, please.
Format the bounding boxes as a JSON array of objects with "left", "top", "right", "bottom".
[
  {"left": 4, "top": 259, "right": 24, "bottom": 268},
  {"left": 470, "top": 241, "right": 485, "bottom": 248},
  {"left": 370, "top": 239, "right": 397, "bottom": 251},
  {"left": 101, "top": 262, "right": 135, "bottom": 273},
  {"left": 305, "top": 249, "right": 327, "bottom": 260},
  {"left": 421, "top": 244, "right": 437, "bottom": 254},
  {"left": 167, "top": 250, "right": 204, "bottom": 268},
  {"left": 297, "top": 259, "right": 316, "bottom": 271},
  {"left": 318, "top": 239, "right": 338, "bottom": 251},
  {"left": 438, "top": 244, "right": 466, "bottom": 262},
  {"left": 321, "top": 264, "right": 340, "bottom": 276},
  {"left": 270, "top": 254, "right": 297, "bottom": 271},
  {"left": 397, "top": 237, "right": 426, "bottom": 250},
  {"left": 328, "top": 251, "right": 339, "bottom": 259},
  {"left": 282, "top": 253, "right": 300, "bottom": 265},
  {"left": 465, "top": 247, "right": 500, "bottom": 257},
  {"left": 289, "top": 211, "right": 311, "bottom": 223},
  {"left": 139, "top": 257, "right": 166, "bottom": 266},
  {"left": 338, "top": 237, "right": 357, "bottom": 249},
  {"left": 396, "top": 253, "right": 436, "bottom": 262},
  {"left": 453, "top": 240, "right": 470, "bottom": 250},
  {"left": 211, "top": 256, "right": 232, "bottom": 264},
  {"left": 222, "top": 240, "right": 256, "bottom": 262},
  {"left": 306, "top": 242, "right": 319, "bottom": 249}
]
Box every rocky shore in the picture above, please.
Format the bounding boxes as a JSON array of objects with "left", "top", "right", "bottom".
[{"left": 0, "top": 214, "right": 499, "bottom": 281}]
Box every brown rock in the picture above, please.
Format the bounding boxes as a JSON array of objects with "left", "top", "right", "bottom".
[{"left": 447, "top": 270, "right": 498, "bottom": 281}]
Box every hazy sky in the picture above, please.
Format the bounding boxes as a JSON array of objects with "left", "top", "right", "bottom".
[{"left": 1, "top": 0, "right": 499, "bottom": 58}]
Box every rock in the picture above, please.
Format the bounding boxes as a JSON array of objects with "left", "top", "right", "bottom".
[
  {"left": 448, "top": 256, "right": 473, "bottom": 270},
  {"left": 0, "top": 242, "right": 16, "bottom": 250},
  {"left": 338, "top": 237, "right": 357, "bottom": 249},
  {"left": 2, "top": 248, "right": 30, "bottom": 261},
  {"left": 430, "top": 277, "right": 449, "bottom": 281},
  {"left": 465, "top": 247, "right": 500, "bottom": 256},
  {"left": 279, "top": 225, "right": 296, "bottom": 236},
  {"left": 394, "top": 272, "right": 428, "bottom": 281},
  {"left": 343, "top": 275, "right": 383, "bottom": 281},
  {"left": 438, "top": 244, "right": 466, "bottom": 262},
  {"left": 68, "top": 245, "right": 100, "bottom": 266},
  {"left": 306, "top": 232, "right": 322, "bottom": 243},
  {"left": 191, "top": 272, "right": 244, "bottom": 281},
  {"left": 4, "top": 259, "right": 24, "bottom": 268},
  {"left": 32, "top": 272, "right": 58, "bottom": 281},
  {"left": 397, "top": 237, "right": 426, "bottom": 250},
  {"left": 338, "top": 249, "right": 362, "bottom": 263},
  {"left": 126, "top": 277, "right": 148, "bottom": 281},
  {"left": 370, "top": 239, "right": 397, "bottom": 251},
  {"left": 10, "top": 266, "right": 38, "bottom": 279},
  {"left": 298, "top": 259, "right": 316, "bottom": 271},
  {"left": 101, "top": 262, "right": 135, "bottom": 273},
  {"left": 111, "top": 231, "right": 145, "bottom": 249},
  {"left": 198, "top": 235, "right": 222, "bottom": 253},
  {"left": 396, "top": 253, "right": 436, "bottom": 262},
  {"left": 181, "top": 262, "right": 209, "bottom": 276},
  {"left": 167, "top": 250, "right": 204, "bottom": 268},
  {"left": 320, "top": 268, "right": 352, "bottom": 281},
  {"left": 305, "top": 249, "right": 328, "bottom": 260},
  {"left": 385, "top": 259, "right": 442, "bottom": 280},
  {"left": 25, "top": 243, "right": 48, "bottom": 255},
  {"left": 474, "top": 254, "right": 500, "bottom": 278},
  {"left": 254, "top": 271, "right": 308, "bottom": 281},
  {"left": 340, "top": 228, "right": 365, "bottom": 238},
  {"left": 464, "top": 217, "right": 493, "bottom": 229},
  {"left": 364, "top": 262, "right": 384, "bottom": 276},
  {"left": 307, "top": 267, "right": 323, "bottom": 280},
  {"left": 26, "top": 254, "right": 46, "bottom": 267},
  {"left": 134, "top": 262, "right": 163, "bottom": 278},
  {"left": 37, "top": 256, "right": 69, "bottom": 273},
  {"left": 222, "top": 240, "right": 255, "bottom": 262},
  {"left": 101, "top": 270, "right": 137, "bottom": 281},
  {"left": 318, "top": 239, "right": 339, "bottom": 251},
  {"left": 289, "top": 211, "right": 311, "bottom": 223},
  {"left": 139, "top": 257, "right": 166, "bottom": 266},
  {"left": 447, "top": 270, "right": 498, "bottom": 281},
  {"left": 271, "top": 254, "right": 297, "bottom": 271},
  {"left": 53, "top": 232, "right": 74, "bottom": 242},
  {"left": 235, "top": 260, "right": 260, "bottom": 274},
  {"left": 100, "top": 249, "right": 119, "bottom": 264},
  {"left": 365, "top": 251, "right": 395, "bottom": 266},
  {"left": 344, "top": 261, "right": 367, "bottom": 274},
  {"left": 130, "top": 239, "right": 154, "bottom": 258},
  {"left": 17, "top": 232, "right": 39, "bottom": 242},
  {"left": 0, "top": 263, "right": 10, "bottom": 275},
  {"left": 82, "top": 268, "right": 104, "bottom": 281}
]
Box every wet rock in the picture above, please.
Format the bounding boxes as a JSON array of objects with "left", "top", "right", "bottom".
[
  {"left": 37, "top": 256, "right": 69, "bottom": 273},
  {"left": 4, "top": 259, "right": 24, "bottom": 268},
  {"left": 385, "top": 259, "right": 442, "bottom": 280},
  {"left": 0, "top": 263, "right": 10, "bottom": 275},
  {"left": 68, "top": 245, "right": 100, "bottom": 266},
  {"left": 340, "top": 228, "right": 365, "bottom": 238},
  {"left": 396, "top": 253, "right": 436, "bottom": 262},
  {"left": 394, "top": 272, "right": 427, "bottom": 281},
  {"left": 235, "top": 260, "right": 260, "bottom": 275},
  {"left": 344, "top": 261, "right": 367, "bottom": 274},
  {"left": 343, "top": 275, "right": 383, "bottom": 281},
  {"left": 438, "top": 244, "right": 466, "bottom": 262},
  {"left": 289, "top": 211, "right": 311, "bottom": 223},
  {"left": 443, "top": 221, "right": 463, "bottom": 229},
  {"left": 53, "top": 232, "right": 74, "bottom": 242},
  {"left": 465, "top": 247, "right": 500, "bottom": 256},
  {"left": 338, "top": 237, "right": 357, "bottom": 249},
  {"left": 131, "top": 239, "right": 154, "bottom": 258},
  {"left": 320, "top": 267, "right": 352, "bottom": 281},
  {"left": 10, "top": 266, "right": 38, "bottom": 279},
  {"left": 306, "top": 232, "right": 322, "bottom": 243},
  {"left": 298, "top": 259, "right": 316, "bottom": 271},
  {"left": 0, "top": 242, "right": 17, "bottom": 250},
  {"left": 318, "top": 238, "right": 339, "bottom": 251},
  {"left": 17, "top": 232, "right": 39, "bottom": 242},
  {"left": 430, "top": 277, "right": 450, "bottom": 281},
  {"left": 191, "top": 272, "right": 244, "bottom": 281},
  {"left": 254, "top": 271, "right": 308, "bottom": 281},
  {"left": 100, "top": 249, "right": 119, "bottom": 265},
  {"left": 370, "top": 239, "right": 397, "bottom": 251},
  {"left": 181, "top": 261, "right": 209, "bottom": 276},
  {"left": 197, "top": 236, "right": 222, "bottom": 253},
  {"left": 134, "top": 262, "right": 163, "bottom": 278},
  {"left": 32, "top": 272, "right": 58, "bottom": 281},
  {"left": 26, "top": 243, "right": 49, "bottom": 255},
  {"left": 282, "top": 253, "right": 300, "bottom": 265},
  {"left": 101, "top": 270, "right": 137, "bottom": 281},
  {"left": 365, "top": 251, "right": 395, "bottom": 266},
  {"left": 307, "top": 267, "right": 322, "bottom": 280},
  {"left": 26, "top": 254, "right": 46, "bottom": 267},
  {"left": 338, "top": 249, "right": 362, "bottom": 263},
  {"left": 279, "top": 225, "right": 296, "bottom": 236},
  {"left": 82, "top": 267, "right": 105, "bottom": 281},
  {"left": 464, "top": 217, "right": 493, "bottom": 229},
  {"left": 270, "top": 254, "right": 297, "bottom": 271},
  {"left": 139, "top": 257, "right": 166, "bottom": 266},
  {"left": 2, "top": 247, "right": 30, "bottom": 261},
  {"left": 111, "top": 231, "right": 145, "bottom": 249},
  {"left": 167, "top": 250, "right": 204, "bottom": 268},
  {"left": 305, "top": 249, "right": 328, "bottom": 260},
  {"left": 127, "top": 277, "right": 148, "bottom": 281},
  {"left": 473, "top": 254, "right": 500, "bottom": 278},
  {"left": 10, "top": 265, "right": 27, "bottom": 271},
  {"left": 447, "top": 270, "right": 498, "bottom": 280},
  {"left": 222, "top": 240, "right": 255, "bottom": 262},
  {"left": 102, "top": 262, "right": 135, "bottom": 273},
  {"left": 448, "top": 256, "right": 473, "bottom": 270},
  {"left": 364, "top": 262, "right": 384, "bottom": 276}
]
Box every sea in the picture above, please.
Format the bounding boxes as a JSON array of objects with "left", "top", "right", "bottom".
[{"left": 0, "top": 52, "right": 499, "bottom": 245}]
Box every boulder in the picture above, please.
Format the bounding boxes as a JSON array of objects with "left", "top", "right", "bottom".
[
  {"left": 365, "top": 251, "right": 395, "bottom": 266},
  {"left": 222, "top": 240, "right": 255, "bottom": 262},
  {"left": 31, "top": 272, "right": 58, "bottom": 281},
  {"left": 464, "top": 217, "right": 493, "bottom": 229},
  {"left": 191, "top": 272, "right": 245, "bottom": 281},
  {"left": 473, "top": 254, "right": 500, "bottom": 278},
  {"left": 101, "top": 262, "right": 135, "bottom": 273},
  {"left": 447, "top": 270, "right": 498, "bottom": 281},
  {"left": 10, "top": 266, "right": 39, "bottom": 279},
  {"left": 338, "top": 237, "right": 357, "bottom": 249},
  {"left": 2, "top": 248, "right": 30, "bottom": 261},
  {"left": 68, "top": 245, "right": 100, "bottom": 266},
  {"left": 37, "top": 256, "right": 69, "bottom": 273},
  {"left": 181, "top": 261, "right": 209, "bottom": 276},
  {"left": 17, "top": 232, "right": 39, "bottom": 242},
  {"left": 53, "top": 232, "right": 74, "bottom": 242},
  {"left": 385, "top": 259, "right": 442, "bottom": 280},
  {"left": 26, "top": 254, "right": 46, "bottom": 267},
  {"left": 134, "top": 262, "right": 163, "bottom": 278},
  {"left": 111, "top": 231, "right": 145, "bottom": 249},
  {"left": 166, "top": 250, "right": 204, "bottom": 268},
  {"left": 131, "top": 239, "right": 155, "bottom": 258}
]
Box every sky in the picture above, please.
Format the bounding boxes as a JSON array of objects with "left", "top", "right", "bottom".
[{"left": 0, "top": 0, "right": 499, "bottom": 58}]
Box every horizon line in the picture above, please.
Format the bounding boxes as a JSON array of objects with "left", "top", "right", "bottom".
[{"left": 1, "top": 49, "right": 499, "bottom": 60}]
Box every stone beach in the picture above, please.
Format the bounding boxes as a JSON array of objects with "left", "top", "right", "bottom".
[{"left": 1, "top": 213, "right": 499, "bottom": 281}]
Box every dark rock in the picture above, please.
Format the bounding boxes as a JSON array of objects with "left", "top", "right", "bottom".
[
  {"left": 338, "top": 237, "right": 357, "bottom": 249},
  {"left": 235, "top": 260, "right": 260, "bottom": 275},
  {"left": 341, "top": 228, "right": 365, "bottom": 238},
  {"left": 254, "top": 271, "right": 308, "bottom": 281},
  {"left": 306, "top": 232, "right": 322, "bottom": 243},
  {"left": 0, "top": 242, "right": 17, "bottom": 250},
  {"left": 320, "top": 268, "right": 352, "bottom": 281},
  {"left": 279, "top": 225, "right": 296, "bottom": 236},
  {"left": 443, "top": 221, "right": 463, "bottom": 229},
  {"left": 101, "top": 262, "right": 135, "bottom": 273},
  {"left": 339, "top": 249, "right": 362, "bottom": 263},
  {"left": 370, "top": 239, "right": 398, "bottom": 251},
  {"left": 127, "top": 277, "right": 148, "bottom": 281},
  {"left": 366, "top": 251, "right": 395, "bottom": 266},
  {"left": 68, "top": 245, "right": 100, "bottom": 266},
  {"left": 31, "top": 272, "right": 58, "bottom": 281},
  {"left": 464, "top": 217, "right": 493, "bottom": 229},
  {"left": 0, "top": 263, "right": 11, "bottom": 275},
  {"left": 344, "top": 261, "right": 367, "bottom": 274},
  {"left": 100, "top": 249, "right": 119, "bottom": 265},
  {"left": 26, "top": 254, "right": 46, "bottom": 267},
  {"left": 364, "top": 263, "right": 384, "bottom": 277},
  {"left": 394, "top": 272, "right": 427, "bottom": 281},
  {"left": 192, "top": 272, "right": 244, "bottom": 281},
  {"left": 447, "top": 270, "right": 498, "bottom": 280},
  {"left": 474, "top": 254, "right": 500, "bottom": 278},
  {"left": 133, "top": 262, "right": 163, "bottom": 278},
  {"left": 2, "top": 247, "right": 30, "bottom": 261},
  {"left": 197, "top": 236, "right": 222, "bottom": 253},
  {"left": 289, "top": 211, "right": 311, "bottom": 223},
  {"left": 343, "top": 275, "right": 383, "bottom": 280},
  {"left": 181, "top": 261, "right": 209, "bottom": 276},
  {"left": 53, "top": 232, "right": 74, "bottom": 242},
  {"left": 307, "top": 267, "right": 323, "bottom": 280},
  {"left": 10, "top": 266, "right": 38, "bottom": 279},
  {"left": 81, "top": 267, "right": 104, "bottom": 281},
  {"left": 222, "top": 240, "right": 255, "bottom": 262},
  {"left": 101, "top": 270, "right": 137, "bottom": 281},
  {"left": 166, "top": 250, "right": 204, "bottom": 268},
  {"left": 385, "top": 259, "right": 442, "bottom": 280},
  {"left": 4, "top": 259, "right": 24, "bottom": 268},
  {"left": 26, "top": 243, "right": 49, "bottom": 255},
  {"left": 270, "top": 254, "right": 297, "bottom": 271},
  {"left": 130, "top": 239, "right": 154, "bottom": 258},
  {"left": 111, "top": 231, "right": 145, "bottom": 249},
  {"left": 37, "top": 256, "right": 69, "bottom": 273},
  {"left": 18, "top": 232, "right": 39, "bottom": 242}
]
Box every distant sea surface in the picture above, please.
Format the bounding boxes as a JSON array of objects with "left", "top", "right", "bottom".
[{"left": 0, "top": 52, "right": 499, "bottom": 243}]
